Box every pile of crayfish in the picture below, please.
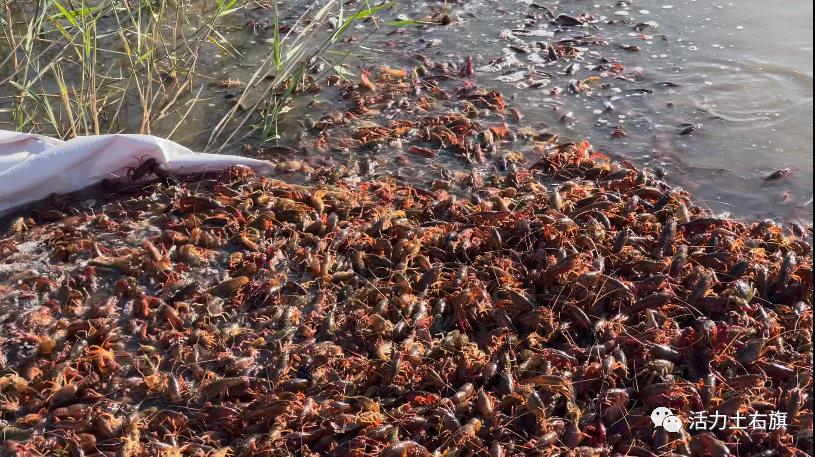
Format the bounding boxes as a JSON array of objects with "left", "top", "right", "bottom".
[{"left": 0, "top": 132, "right": 811, "bottom": 457}]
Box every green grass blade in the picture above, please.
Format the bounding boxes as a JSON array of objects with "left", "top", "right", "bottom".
[
  {"left": 137, "top": 48, "right": 157, "bottom": 64},
  {"left": 24, "top": 0, "right": 50, "bottom": 52},
  {"left": 208, "top": 35, "right": 238, "bottom": 59},
  {"left": 52, "top": 6, "right": 97, "bottom": 22},
  {"left": 332, "top": 64, "right": 357, "bottom": 80},
  {"left": 9, "top": 81, "right": 60, "bottom": 134},
  {"left": 359, "top": 45, "right": 385, "bottom": 53},
  {"left": 85, "top": 24, "right": 93, "bottom": 62},
  {"left": 262, "top": 63, "right": 306, "bottom": 143},
  {"left": 282, "top": 43, "right": 304, "bottom": 65},
  {"left": 51, "top": 21, "right": 74, "bottom": 42},
  {"left": 211, "top": 28, "right": 242, "bottom": 58},
  {"left": 274, "top": 16, "right": 281, "bottom": 69},
  {"left": 331, "top": 1, "right": 393, "bottom": 43},
  {"left": 215, "top": 0, "right": 241, "bottom": 18},
  {"left": 52, "top": 0, "right": 80, "bottom": 30}
]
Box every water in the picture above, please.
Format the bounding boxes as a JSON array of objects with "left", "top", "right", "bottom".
[
  {"left": 573, "top": 0, "right": 814, "bottom": 222},
  {"left": 424, "top": 0, "right": 814, "bottom": 222},
  {"left": 1, "top": 0, "right": 812, "bottom": 224}
]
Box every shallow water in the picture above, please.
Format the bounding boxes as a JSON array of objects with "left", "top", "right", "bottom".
[
  {"left": 229, "top": 0, "right": 813, "bottom": 222},
  {"left": 574, "top": 0, "right": 814, "bottom": 223},
  {"left": 1, "top": 0, "right": 812, "bottom": 224}
]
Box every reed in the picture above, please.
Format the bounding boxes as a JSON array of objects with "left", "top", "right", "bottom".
[{"left": 0, "top": 0, "right": 397, "bottom": 149}]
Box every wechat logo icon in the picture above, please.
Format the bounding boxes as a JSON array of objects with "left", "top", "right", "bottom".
[{"left": 651, "top": 407, "right": 682, "bottom": 433}]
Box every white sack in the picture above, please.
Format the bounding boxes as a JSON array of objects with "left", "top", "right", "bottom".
[{"left": 0, "top": 131, "right": 276, "bottom": 216}]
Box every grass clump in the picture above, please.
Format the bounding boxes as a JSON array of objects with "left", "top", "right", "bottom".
[{"left": 0, "top": 0, "right": 397, "bottom": 149}]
